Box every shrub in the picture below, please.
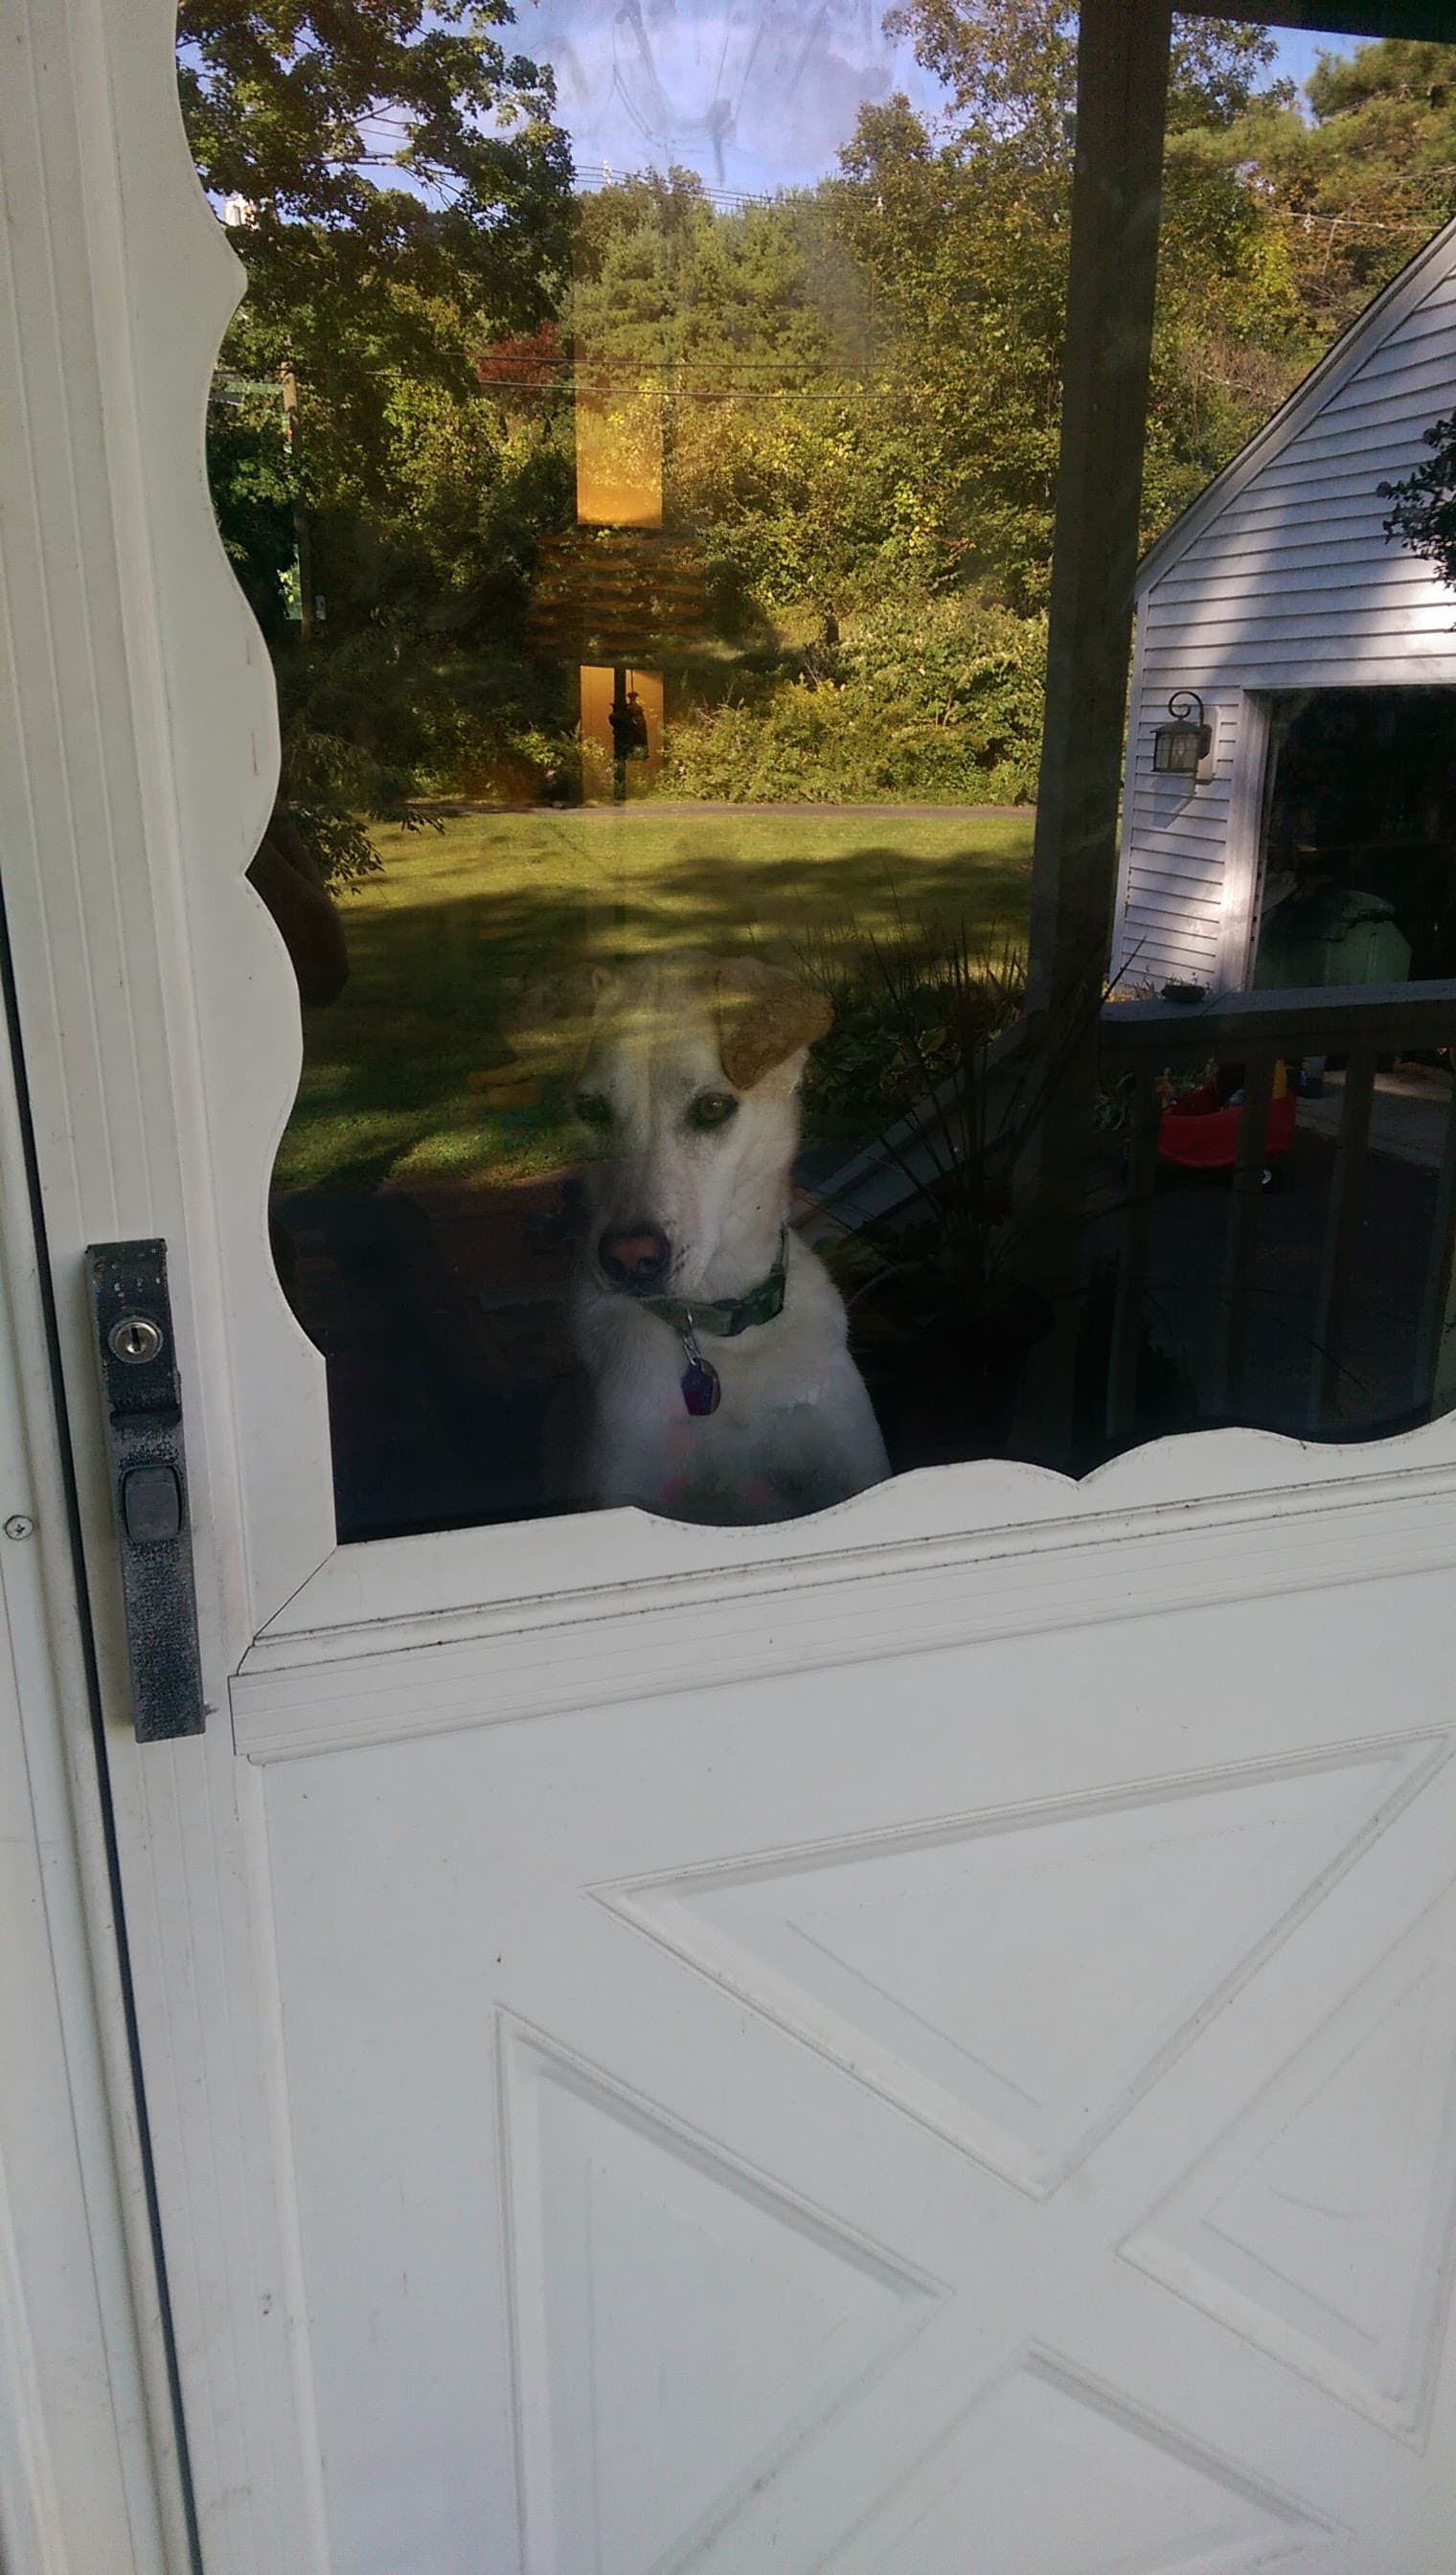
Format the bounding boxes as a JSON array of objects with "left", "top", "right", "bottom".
[
  {"left": 658, "top": 594, "right": 1046, "bottom": 806},
  {"left": 797, "top": 917, "right": 1027, "bottom": 1145}
]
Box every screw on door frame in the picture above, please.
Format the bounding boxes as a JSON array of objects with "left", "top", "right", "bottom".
[{"left": 4, "top": 1515, "right": 34, "bottom": 1540}]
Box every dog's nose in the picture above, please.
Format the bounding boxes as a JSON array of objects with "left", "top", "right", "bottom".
[{"left": 598, "top": 1222, "right": 670, "bottom": 1288}]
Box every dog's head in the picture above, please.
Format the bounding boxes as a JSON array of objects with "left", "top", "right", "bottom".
[{"left": 564, "top": 954, "right": 831, "bottom": 1299}]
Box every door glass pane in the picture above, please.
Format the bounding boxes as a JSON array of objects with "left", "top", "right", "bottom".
[
  {"left": 186, "top": 7, "right": 1456, "bottom": 1538},
  {"left": 198, "top": 0, "right": 1046, "bottom": 1538}
]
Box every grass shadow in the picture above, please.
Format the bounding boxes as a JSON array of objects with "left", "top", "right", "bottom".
[{"left": 278, "top": 807, "right": 1035, "bottom": 1195}]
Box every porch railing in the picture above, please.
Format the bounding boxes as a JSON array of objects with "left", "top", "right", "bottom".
[{"left": 1100, "top": 981, "right": 1456, "bottom": 1444}]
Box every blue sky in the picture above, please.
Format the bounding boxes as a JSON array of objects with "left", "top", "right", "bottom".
[
  {"left": 519, "top": 5, "right": 1365, "bottom": 202},
  {"left": 1271, "top": 26, "right": 1351, "bottom": 92}
]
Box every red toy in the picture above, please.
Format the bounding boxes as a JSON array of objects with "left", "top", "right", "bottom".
[{"left": 1158, "top": 1076, "right": 1297, "bottom": 1175}]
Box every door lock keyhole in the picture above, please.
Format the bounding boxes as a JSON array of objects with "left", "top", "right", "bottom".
[{"left": 108, "top": 1312, "right": 164, "bottom": 1365}]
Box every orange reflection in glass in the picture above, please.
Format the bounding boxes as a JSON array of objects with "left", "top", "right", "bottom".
[
  {"left": 580, "top": 663, "right": 664, "bottom": 801},
  {"left": 574, "top": 377, "right": 664, "bottom": 529}
]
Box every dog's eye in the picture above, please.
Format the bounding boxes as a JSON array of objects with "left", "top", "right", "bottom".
[
  {"left": 688, "top": 1091, "right": 739, "bottom": 1131},
  {"left": 575, "top": 1091, "right": 614, "bottom": 1131}
]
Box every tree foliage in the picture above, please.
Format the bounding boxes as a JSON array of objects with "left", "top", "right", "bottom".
[
  {"left": 663, "top": 596, "right": 1048, "bottom": 806},
  {"left": 181, "top": 0, "right": 571, "bottom": 370},
  {"left": 184, "top": 0, "right": 576, "bottom": 869},
  {"left": 824, "top": 8, "right": 1287, "bottom": 609},
  {"left": 1381, "top": 412, "right": 1456, "bottom": 588},
  {"left": 1215, "top": 36, "right": 1456, "bottom": 341},
  {"left": 188, "top": 0, "right": 574, "bottom": 595},
  {"left": 187, "top": 7, "right": 1456, "bottom": 827}
]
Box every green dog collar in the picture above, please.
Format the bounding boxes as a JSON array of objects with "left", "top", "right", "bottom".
[{"left": 643, "top": 1230, "right": 787, "bottom": 1339}]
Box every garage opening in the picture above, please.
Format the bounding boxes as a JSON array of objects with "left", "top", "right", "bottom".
[{"left": 1255, "top": 687, "right": 1456, "bottom": 988}]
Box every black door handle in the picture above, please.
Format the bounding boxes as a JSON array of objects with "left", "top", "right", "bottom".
[{"left": 86, "top": 1241, "right": 205, "bottom": 1740}]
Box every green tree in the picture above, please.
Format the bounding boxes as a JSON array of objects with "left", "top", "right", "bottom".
[
  {"left": 205, "top": 385, "right": 296, "bottom": 640},
  {"left": 828, "top": 7, "right": 1286, "bottom": 609},
  {"left": 184, "top": 0, "right": 573, "bottom": 614},
  {"left": 570, "top": 173, "right": 884, "bottom": 622},
  {"left": 542, "top": 14, "right": 1311, "bottom": 801},
  {"left": 1217, "top": 37, "right": 1456, "bottom": 345},
  {"left": 181, "top": 0, "right": 571, "bottom": 387},
  {"left": 878, "top": 2, "right": 1279, "bottom": 155},
  {"left": 186, "top": 3, "right": 1456, "bottom": 837},
  {"left": 1380, "top": 411, "right": 1456, "bottom": 588},
  {"left": 180, "top": 0, "right": 575, "bottom": 865}
]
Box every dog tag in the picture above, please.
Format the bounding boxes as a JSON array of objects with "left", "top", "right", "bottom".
[
  {"left": 681, "top": 1355, "right": 721, "bottom": 1416},
  {"left": 677, "top": 1320, "right": 721, "bottom": 1417}
]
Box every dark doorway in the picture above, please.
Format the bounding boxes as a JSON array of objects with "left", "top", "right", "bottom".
[{"left": 1256, "top": 687, "right": 1456, "bottom": 987}]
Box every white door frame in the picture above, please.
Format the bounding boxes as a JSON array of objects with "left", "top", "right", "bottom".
[
  {"left": 0, "top": 978, "right": 183, "bottom": 2565},
  {"left": 11, "top": 4, "right": 1456, "bottom": 2568},
  {"left": 1216, "top": 692, "right": 1275, "bottom": 991}
]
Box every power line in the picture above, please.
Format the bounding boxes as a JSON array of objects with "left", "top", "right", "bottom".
[
  {"left": 476, "top": 378, "right": 890, "bottom": 401},
  {"left": 571, "top": 162, "right": 774, "bottom": 209}
]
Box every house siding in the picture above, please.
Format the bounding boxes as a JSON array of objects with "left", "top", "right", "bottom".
[{"left": 1112, "top": 233, "right": 1456, "bottom": 991}]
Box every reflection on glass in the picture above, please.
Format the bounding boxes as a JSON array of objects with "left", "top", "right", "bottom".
[{"left": 185, "top": 3, "right": 1456, "bottom": 1536}]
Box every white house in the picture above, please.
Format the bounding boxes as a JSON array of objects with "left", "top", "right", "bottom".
[{"left": 1112, "top": 210, "right": 1456, "bottom": 998}]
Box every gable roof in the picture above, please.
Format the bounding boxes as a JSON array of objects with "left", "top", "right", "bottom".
[{"left": 1136, "top": 208, "right": 1456, "bottom": 595}]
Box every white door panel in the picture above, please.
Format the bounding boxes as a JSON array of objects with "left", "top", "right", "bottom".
[{"left": 241, "top": 1575, "right": 1456, "bottom": 2570}]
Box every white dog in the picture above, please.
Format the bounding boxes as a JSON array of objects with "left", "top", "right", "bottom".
[{"left": 566, "top": 954, "right": 890, "bottom": 1525}]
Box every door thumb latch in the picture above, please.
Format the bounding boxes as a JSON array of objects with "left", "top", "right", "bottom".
[{"left": 86, "top": 1241, "right": 205, "bottom": 1741}]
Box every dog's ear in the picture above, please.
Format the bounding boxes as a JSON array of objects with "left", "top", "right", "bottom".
[
  {"left": 522, "top": 960, "right": 619, "bottom": 1024},
  {"left": 509, "top": 961, "right": 622, "bottom": 1082},
  {"left": 716, "top": 959, "right": 832, "bottom": 1091}
]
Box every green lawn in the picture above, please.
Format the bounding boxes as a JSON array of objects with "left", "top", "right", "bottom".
[{"left": 275, "top": 803, "right": 1035, "bottom": 1195}]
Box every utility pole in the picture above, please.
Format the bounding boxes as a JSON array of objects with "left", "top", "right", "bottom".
[{"left": 279, "top": 357, "right": 316, "bottom": 644}]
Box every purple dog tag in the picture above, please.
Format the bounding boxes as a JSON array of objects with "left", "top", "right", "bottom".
[
  {"left": 677, "top": 1318, "right": 721, "bottom": 1416},
  {"left": 681, "top": 1354, "right": 721, "bottom": 1416}
]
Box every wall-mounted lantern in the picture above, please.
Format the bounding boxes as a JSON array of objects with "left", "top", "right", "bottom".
[{"left": 1152, "top": 691, "right": 1213, "bottom": 776}]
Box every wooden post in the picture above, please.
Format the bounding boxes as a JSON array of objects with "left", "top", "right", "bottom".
[
  {"left": 1018, "top": 0, "right": 1173, "bottom": 1461},
  {"left": 279, "top": 358, "right": 315, "bottom": 644},
  {"left": 1214, "top": 1050, "right": 1274, "bottom": 1419},
  {"left": 1417, "top": 1074, "right": 1456, "bottom": 1416},
  {"left": 1105, "top": 1065, "right": 1161, "bottom": 1445},
  {"left": 1308, "top": 1046, "right": 1376, "bottom": 1432}
]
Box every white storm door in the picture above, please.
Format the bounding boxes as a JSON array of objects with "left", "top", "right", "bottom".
[
  {"left": 6, "top": 2, "right": 1456, "bottom": 2572},
  {"left": 229, "top": 1541, "right": 1456, "bottom": 2575}
]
